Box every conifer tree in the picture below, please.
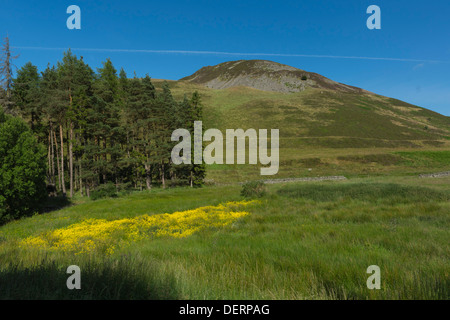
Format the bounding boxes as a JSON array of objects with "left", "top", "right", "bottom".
[
  {"left": 189, "top": 91, "right": 206, "bottom": 187},
  {"left": 0, "top": 35, "right": 19, "bottom": 114},
  {"left": 94, "top": 58, "right": 123, "bottom": 187},
  {"left": 12, "top": 62, "right": 42, "bottom": 136},
  {"left": 57, "top": 50, "right": 94, "bottom": 197},
  {"left": 41, "top": 65, "right": 60, "bottom": 189},
  {"left": 155, "top": 81, "right": 177, "bottom": 188}
]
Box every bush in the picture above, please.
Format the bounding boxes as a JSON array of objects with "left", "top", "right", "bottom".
[
  {"left": 301, "top": 75, "right": 307, "bottom": 81},
  {"left": 90, "top": 182, "right": 118, "bottom": 200},
  {"left": 0, "top": 110, "right": 47, "bottom": 224},
  {"left": 240, "top": 181, "right": 266, "bottom": 198}
]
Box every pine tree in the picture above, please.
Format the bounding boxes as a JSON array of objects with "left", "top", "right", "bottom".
[
  {"left": 93, "top": 58, "right": 123, "bottom": 188},
  {"left": 125, "top": 75, "right": 146, "bottom": 189},
  {"left": 41, "top": 65, "right": 60, "bottom": 189},
  {"left": 140, "top": 75, "right": 157, "bottom": 190},
  {"left": 117, "top": 68, "right": 134, "bottom": 186},
  {"left": 12, "top": 62, "right": 42, "bottom": 135},
  {"left": 155, "top": 81, "right": 178, "bottom": 188},
  {"left": 0, "top": 35, "right": 19, "bottom": 114},
  {"left": 189, "top": 91, "right": 206, "bottom": 187},
  {"left": 56, "top": 50, "right": 94, "bottom": 197},
  {"left": 172, "top": 95, "right": 193, "bottom": 184}
]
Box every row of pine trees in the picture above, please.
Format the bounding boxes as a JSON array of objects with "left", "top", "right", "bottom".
[{"left": 10, "top": 50, "right": 205, "bottom": 197}]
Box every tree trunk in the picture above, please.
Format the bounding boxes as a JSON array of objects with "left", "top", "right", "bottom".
[
  {"left": 69, "top": 121, "right": 74, "bottom": 198},
  {"left": 79, "top": 157, "right": 83, "bottom": 197},
  {"left": 103, "top": 136, "right": 107, "bottom": 183},
  {"left": 145, "top": 163, "right": 152, "bottom": 190},
  {"left": 50, "top": 124, "right": 55, "bottom": 185},
  {"left": 169, "top": 159, "right": 175, "bottom": 184},
  {"left": 161, "top": 162, "right": 166, "bottom": 189},
  {"left": 47, "top": 131, "right": 52, "bottom": 183},
  {"left": 54, "top": 129, "right": 61, "bottom": 192},
  {"left": 59, "top": 123, "right": 66, "bottom": 195},
  {"left": 74, "top": 160, "right": 78, "bottom": 191}
]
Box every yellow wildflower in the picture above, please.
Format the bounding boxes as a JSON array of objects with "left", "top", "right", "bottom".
[{"left": 20, "top": 200, "right": 258, "bottom": 255}]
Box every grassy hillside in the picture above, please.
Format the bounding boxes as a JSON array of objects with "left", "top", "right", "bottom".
[
  {"left": 153, "top": 79, "right": 450, "bottom": 183},
  {"left": 0, "top": 176, "right": 448, "bottom": 299}
]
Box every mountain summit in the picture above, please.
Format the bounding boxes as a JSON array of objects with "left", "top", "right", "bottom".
[
  {"left": 175, "top": 59, "right": 450, "bottom": 150},
  {"left": 180, "top": 60, "right": 369, "bottom": 93}
]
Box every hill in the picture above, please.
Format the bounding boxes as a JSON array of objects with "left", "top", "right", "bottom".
[
  {"left": 177, "top": 60, "right": 449, "bottom": 147},
  {"left": 180, "top": 60, "right": 369, "bottom": 93},
  {"left": 161, "top": 60, "right": 450, "bottom": 183}
]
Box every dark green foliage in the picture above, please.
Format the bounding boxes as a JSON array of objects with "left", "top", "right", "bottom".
[
  {"left": 5, "top": 49, "right": 205, "bottom": 204},
  {"left": 241, "top": 181, "right": 266, "bottom": 198},
  {"left": 299, "top": 157, "right": 323, "bottom": 167},
  {"left": 12, "top": 62, "right": 42, "bottom": 135},
  {"left": 0, "top": 110, "right": 47, "bottom": 223},
  {"left": 90, "top": 182, "right": 118, "bottom": 200}
]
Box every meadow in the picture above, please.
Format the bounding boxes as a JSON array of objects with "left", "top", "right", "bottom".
[{"left": 0, "top": 175, "right": 448, "bottom": 299}]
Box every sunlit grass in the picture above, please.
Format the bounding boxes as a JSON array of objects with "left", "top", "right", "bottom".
[{"left": 0, "top": 178, "right": 448, "bottom": 299}]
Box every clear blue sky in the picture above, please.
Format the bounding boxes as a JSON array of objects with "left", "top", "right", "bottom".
[{"left": 1, "top": 0, "right": 449, "bottom": 115}]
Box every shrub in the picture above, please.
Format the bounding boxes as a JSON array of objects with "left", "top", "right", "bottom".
[
  {"left": 301, "top": 75, "right": 307, "bottom": 81},
  {"left": 0, "top": 110, "right": 47, "bottom": 224},
  {"left": 90, "top": 182, "right": 118, "bottom": 200},
  {"left": 241, "top": 181, "right": 266, "bottom": 198}
]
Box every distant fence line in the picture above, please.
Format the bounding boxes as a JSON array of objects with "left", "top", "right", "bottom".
[
  {"left": 419, "top": 171, "right": 450, "bottom": 178},
  {"left": 262, "top": 176, "right": 348, "bottom": 184}
]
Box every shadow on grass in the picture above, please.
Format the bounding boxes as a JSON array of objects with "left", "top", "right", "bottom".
[
  {"left": 41, "top": 195, "right": 72, "bottom": 214},
  {"left": 0, "top": 256, "right": 180, "bottom": 300},
  {"left": 0, "top": 195, "right": 72, "bottom": 227}
]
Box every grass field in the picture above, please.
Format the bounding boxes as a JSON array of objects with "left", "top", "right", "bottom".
[{"left": 1, "top": 175, "right": 448, "bottom": 299}]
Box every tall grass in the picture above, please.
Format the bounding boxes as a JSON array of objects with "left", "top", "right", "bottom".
[
  {"left": 0, "top": 253, "right": 179, "bottom": 299},
  {"left": 0, "top": 179, "right": 448, "bottom": 299},
  {"left": 277, "top": 182, "right": 450, "bottom": 204}
]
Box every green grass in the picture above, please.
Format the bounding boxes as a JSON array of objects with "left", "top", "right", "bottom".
[
  {"left": 395, "top": 150, "right": 450, "bottom": 167},
  {"left": 1, "top": 177, "right": 448, "bottom": 299},
  {"left": 277, "top": 182, "right": 450, "bottom": 204}
]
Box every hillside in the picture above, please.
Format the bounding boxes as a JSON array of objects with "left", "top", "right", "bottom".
[
  {"left": 158, "top": 60, "right": 450, "bottom": 183},
  {"left": 177, "top": 60, "right": 449, "bottom": 146}
]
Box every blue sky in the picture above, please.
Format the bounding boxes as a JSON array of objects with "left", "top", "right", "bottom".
[{"left": 1, "top": 0, "right": 449, "bottom": 115}]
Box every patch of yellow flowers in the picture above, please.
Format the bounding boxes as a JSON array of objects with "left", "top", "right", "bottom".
[{"left": 20, "top": 200, "right": 257, "bottom": 255}]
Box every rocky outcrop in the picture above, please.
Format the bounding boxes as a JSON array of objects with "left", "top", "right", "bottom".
[{"left": 181, "top": 60, "right": 369, "bottom": 93}]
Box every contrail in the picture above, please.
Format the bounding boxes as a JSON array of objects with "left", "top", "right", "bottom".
[{"left": 11, "top": 46, "right": 448, "bottom": 64}]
